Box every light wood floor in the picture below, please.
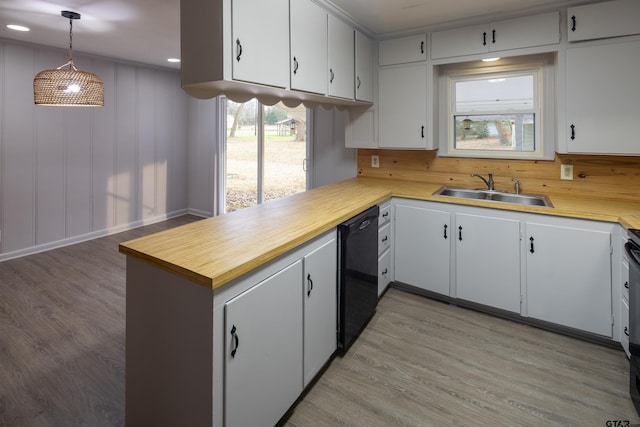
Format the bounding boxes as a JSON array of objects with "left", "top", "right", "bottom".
[
  {"left": 284, "top": 288, "right": 639, "bottom": 426},
  {"left": 0, "top": 215, "right": 637, "bottom": 426}
]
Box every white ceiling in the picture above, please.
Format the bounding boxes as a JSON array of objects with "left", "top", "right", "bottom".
[{"left": 0, "top": 0, "right": 598, "bottom": 70}]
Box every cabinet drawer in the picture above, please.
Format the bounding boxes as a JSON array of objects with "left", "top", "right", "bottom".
[
  {"left": 622, "top": 298, "right": 630, "bottom": 358},
  {"left": 378, "top": 249, "right": 391, "bottom": 297},
  {"left": 379, "top": 203, "right": 391, "bottom": 227},
  {"left": 379, "top": 34, "right": 426, "bottom": 65},
  {"left": 378, "top": 222, "right": 391, "bottom": 256}
]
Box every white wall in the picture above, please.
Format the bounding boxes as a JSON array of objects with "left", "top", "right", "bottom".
[
  {"left": 0, "top": 39, "right": 190, "bottom": 260},
  {"left": 311, "top": 107, "right": 357, "bottom": 187},
  {"left": 0, "top": 38, "right": 356, "bottom": 260},
  {"left": 187, "top": 97, "right": 219, "bottom": 217}
]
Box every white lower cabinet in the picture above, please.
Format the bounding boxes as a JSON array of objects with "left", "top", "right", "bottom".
[
  {"left": 525, "top": 222, "right": 612, "bottom": 337},
  {"left": 394, "top": 202, "right": 451, "bottom": 296},
  {"left": 378, "top": 200, "right": 393, "bottom": 296},
  {"left": 216, "top": 230, "right": 337, "bottom": 427},
  {"left": 224, "top": 260, "right": 303, "bottom": 427},
  {"left": 303, "top": 238, "right": 337, "bottom": 387},
  {"left": 455, "top": 213, "right": 521, "bottom": 313},
  {"left": 379, "top": 249, "right": 392, "bottom": 296},
  {"left": 391, "top": 198, "right": 616, "bottom": 340},
  {"left": 525, "top": 220, "right": 612, "bottom": 337}
]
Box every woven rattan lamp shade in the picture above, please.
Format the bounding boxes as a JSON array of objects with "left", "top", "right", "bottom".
[
  {"left": 33, "top": 10, "right": 104, "bottom": 107},
  {"left": 34, "top": 68, "right": 104, "bottom": 106}
]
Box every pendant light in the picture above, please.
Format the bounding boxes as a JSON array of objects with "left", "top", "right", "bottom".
[{"left": 33, "top": 11, "right": 104, "bottom": 107}]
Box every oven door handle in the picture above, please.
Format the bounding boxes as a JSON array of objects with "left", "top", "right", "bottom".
[{"left": 626, "top": 242, "right": 640, "bottom": 266}]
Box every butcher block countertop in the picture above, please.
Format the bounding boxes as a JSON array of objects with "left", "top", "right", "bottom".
[{"left": 119, "top": 177, "right": 640, "bottom": 289}]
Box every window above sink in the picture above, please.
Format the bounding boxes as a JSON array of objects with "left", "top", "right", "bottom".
[{"left": 437, "top": 54, "right": 556, "bottom": 161}]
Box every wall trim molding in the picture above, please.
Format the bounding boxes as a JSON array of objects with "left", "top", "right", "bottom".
[{"left": 0, "top": 209, "right": 188, "bottom": 262}]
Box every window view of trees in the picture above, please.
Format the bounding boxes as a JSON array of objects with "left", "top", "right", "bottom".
[
  {"left": 225, "top": 100, "right": 307, "bottom": 212},
  {"left": 450, "top": 70, "right": 539, "bottom": 154},
  {"left": 454, "top": 114, "right": 535, "bottom": 151}
]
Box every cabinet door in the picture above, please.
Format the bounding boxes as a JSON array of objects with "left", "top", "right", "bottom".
[
  {"left": 566, "top": 39, "right": 640, "bottom": 154},
  {"left": 378, "top": 63, "right": 428, "bottom": 149},
  {"left": 303, "top": 239, "right": 337, "bottom": 387},
  {"left": 355, "top": 31, "right": 374, "bottom": 102},
  {"left": 490, "top": 12, "right": 560, "bottom": 52},
  {"left": 231, "top": 0, "right": 289, "bottom": 88},
  {"left": 456, "top": 213, "right": 521, "bottom": 313},
  {"left": 328, "top": 16, "right": 354, "bottom": 99},
  {"left": 525, "top": 223, "right": 612, "bottom": 337},
  {"left": 431, "top": 12, "right": 559, "bottom": 59},
  {"left": 568, "top": 0, "right": 640, "bottom": 42},
  {"left": 224, "top": 260, "right": 303, "bottom": 427},
  {"left": 395, "top": 204, "right": 451, "bottom": 296},
  {"left": 379, "top": 34, "right": 426, "bottom": 65},
  {"left": 430, "top": 24, "right": 488, "bottom": 59},
  {"left": 290, "top": 0, "right": 327, "bottom": 94}
]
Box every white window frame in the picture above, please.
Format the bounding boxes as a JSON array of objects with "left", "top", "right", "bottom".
[{"left": 438, "top": 55, "right": 555, "bottom": 160}]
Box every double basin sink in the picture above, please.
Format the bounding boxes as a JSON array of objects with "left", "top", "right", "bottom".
[{"left": 433, "top": 186, "right": 553, "bottom": 207}]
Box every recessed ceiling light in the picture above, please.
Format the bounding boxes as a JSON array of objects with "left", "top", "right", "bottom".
[
  {"left": 167, "top": 58, "right": 181, "bottom": 63},
  {"left": 7, "top": 24, "right": 30, "bottom": 32},
  {"left": 482, "top": 57, "right": 500, "bottom": 62}
]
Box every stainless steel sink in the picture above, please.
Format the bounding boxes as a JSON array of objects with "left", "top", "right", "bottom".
[{"left": 433, "top": 186, "right": 553, "bottom": 207}]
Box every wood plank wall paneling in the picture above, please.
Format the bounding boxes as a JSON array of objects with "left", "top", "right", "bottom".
[
  {"left": 0, "top": 38, "right": 193, "bottom": 259},
  {"left": 357, "top": 149, "right": 640, "bottom": 201}
]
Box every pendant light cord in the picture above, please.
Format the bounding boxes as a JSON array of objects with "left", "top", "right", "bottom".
[{"left": 68, "top": 15, "right": 73, "bottom": 68}]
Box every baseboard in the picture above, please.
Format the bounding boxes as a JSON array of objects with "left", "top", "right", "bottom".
[{"left": 0, "top": 209, "right": 190, "bottom": 262}]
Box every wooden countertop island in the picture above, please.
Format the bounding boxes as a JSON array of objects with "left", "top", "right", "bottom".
[{"left": 119, "top": 176, "right": 640, "bottom": 289}]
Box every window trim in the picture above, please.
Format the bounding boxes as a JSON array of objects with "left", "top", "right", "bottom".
[{"left": 437, "top": 54, "right": 556, "bottom": 160}]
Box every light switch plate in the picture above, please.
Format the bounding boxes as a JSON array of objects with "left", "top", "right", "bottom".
[
  {"left": 561, "top": 164, "right": 573, "bottom": 180},
  {"left": 371, "top": 155, "right": 379, "bottom": 168}
]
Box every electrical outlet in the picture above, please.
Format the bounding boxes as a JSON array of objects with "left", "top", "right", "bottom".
[
  {"left": 371, "top": 155, "right": 380, "bottom": 168},
  {"left": 561, "top": 164, "right": 573, "bottom": 180}
]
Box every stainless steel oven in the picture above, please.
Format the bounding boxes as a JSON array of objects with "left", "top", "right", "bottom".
[{"left": 625, "top": 229, "right": 640, "bottom": 415}]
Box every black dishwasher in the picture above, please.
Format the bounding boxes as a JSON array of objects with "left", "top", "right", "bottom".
[{"left": 337, "top": 205, "right": 379, "bottom": 350}]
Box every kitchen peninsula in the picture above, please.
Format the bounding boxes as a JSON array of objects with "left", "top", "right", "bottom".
[{"left": 120, "top": 176, "right": 640, "bottom": 426}]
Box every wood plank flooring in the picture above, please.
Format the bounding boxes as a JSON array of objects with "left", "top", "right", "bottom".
[
  {"left": 0, "top": 215, "right": 200, "bottom": 427},
  {"left": 0, "top": 215, "right": 637, "bottom": 426},
  {"left": 284, "top": 288, "right": 639, "bottom": 426}
]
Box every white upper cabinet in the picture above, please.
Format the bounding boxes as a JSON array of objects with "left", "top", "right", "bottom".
[
  {"left": 231, "top": 0, "right": 289, "bottom": 88},
  {"left": 565, "top": 38, "right": 640, "bottom": 154},
  {"left": 328, "top": 16, "right": 355, "bottom": 99},
  {"left": 378, "top": 63, "right": 428, "bottom": 149},
  {"left": 568, "top": 0, "right": 640, "bottom": 42},
  {"left": 379, "top": 34, "right": 427, "bottom": 65},
  {"left": 431, "top": 12, "right": 560, "bottom": 59},
  {"left": 431, "top": 24, "right": 488, "bottom": 59},
  {"left": 290, "top": 0, "right": 328, "bottom": 95},
  {"left": 355, "top": 31, "right": 374, "bottom": 102}
]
